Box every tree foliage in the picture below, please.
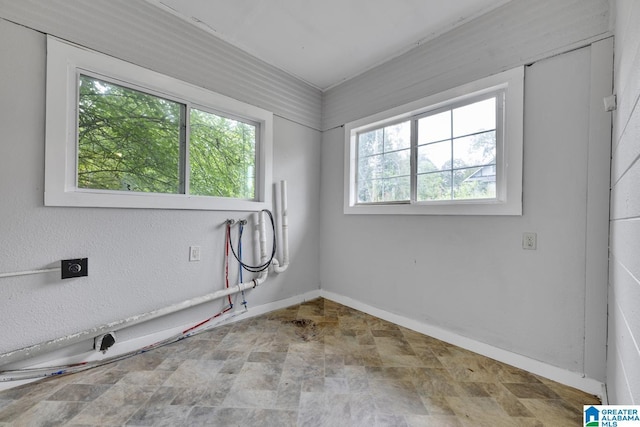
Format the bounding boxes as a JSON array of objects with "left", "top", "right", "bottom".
[
  {"left": 78, "top": 75, "right": 256, "bottom": 199},
  {"left": 357, "top": 122, "right": 410, "bottom": 203},
  {"left": 189, "top": 109, "right": 255, "bottom": 199}
]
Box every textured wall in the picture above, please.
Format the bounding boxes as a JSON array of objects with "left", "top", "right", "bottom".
[
  {"left": 0, "top": 17, "right": 321, "bottom": 357},
  {"left": 608, "top": 0, "right": 640, "bottom": 405},
  {"left": 320, "top": 0, "right": 613, "bottom": 383}
]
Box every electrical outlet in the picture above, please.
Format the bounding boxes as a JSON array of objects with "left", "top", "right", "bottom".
[
  {"left": 522, "top": 232, "right": 537, "bottom": 250},
  {"left": 189, "top": 246, "right": 201, "bottom": 262},
  {"left": 61, "top": 258, "right": 88, "bottom": 279}
]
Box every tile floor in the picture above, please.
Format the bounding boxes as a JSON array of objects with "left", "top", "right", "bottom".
[{"left": 0, "top": 298, "right": 600, "bottom": 426}]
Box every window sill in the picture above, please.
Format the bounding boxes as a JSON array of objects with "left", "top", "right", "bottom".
[
  {"left": 344, "top": 199, "right": 520, "bottom": 216},
  {"left": 44, "top": 189, "right": 270, "bottom": 211}
]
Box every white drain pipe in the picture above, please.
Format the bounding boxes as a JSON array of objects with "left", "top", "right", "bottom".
[
  {"left": 272, "top": 180, "right": 289, "bottom": 273},
  {"left": 0, "top": 270, "right": 269, "bottom": 367},
  {"left": 0, "top": 189, "right": 288, "bottom": 367}
]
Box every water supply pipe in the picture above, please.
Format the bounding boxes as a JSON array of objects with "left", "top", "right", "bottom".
[
  {"left": 0, "top": 211, "right": 273, "bottom": 367},
  {"left": 1, "top": 182, "right": 290, "bottom": 368},
  {"left": 0, "top": 269, "right": 268, "bottom": 367}
]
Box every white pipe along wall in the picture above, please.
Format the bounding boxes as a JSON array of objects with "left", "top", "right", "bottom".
[
  {"left": 0, "top": 268, "right": 61, "bottom": 279},
  {"left": 272, "top": 180, "right": 290, "bottom": 273},
  {"left": 0, "top": 180, "right": 290, "bottom": 371}
]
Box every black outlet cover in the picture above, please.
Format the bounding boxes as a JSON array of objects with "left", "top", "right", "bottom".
[{"left": 61, "top": 258, "right": 88, "bottom": 279}]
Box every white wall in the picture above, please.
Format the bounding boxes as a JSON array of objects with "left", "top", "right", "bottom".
[
  {"left": 320, "top": 1, "right": 613, "bottom": 386},
  {"left": 608, "top": 0, "right": 640, "bottom": 404},
  {"left": 0, "top": 17, "right": 321, "bottom": 360},
  {"left": 0, "top": 0, "right": 620, "bottom": 397}
]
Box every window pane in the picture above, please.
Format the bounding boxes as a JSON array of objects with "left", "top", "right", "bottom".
[
  {"left": 383, "top": 149, "right": 411, "bottom": 177},
  {"left": 452, "top": 97, "right": 496, "bottom": 138},
  {"left": 357, "top": 122, "right": 410, "bottom": 204},
  {"left": 453, "top": 166, "right": 496, "bottom": 200},
  {"left": 384, "top": 121, "right": 411, "bottom": 151},
  {"left": 418, "top": 111, "right": 451, "bottom": 144},
  {"left": 358, "top": 153, "right": 384, "bottom": 180},
  {"left": 453, "top": 131, "right": 496, "bottom": 168},
  {"left": 78, "top": 75, "right": 182, "bottom": 193},
  {"left": 357, "top": 176, "right": 410, "bottom": 203},
  {"left": 357, "top": 178, "right": 375, "bottom": 203},
  {"left": 418, "top": 140, "right": 451, "bottom": 173},
  {"left": 189, "top": 108, "right": 256, "bottom": 199},
  {"left": 382, "top": 176, "right": 410, "bottom": 201},
  {"left": 358, "top": 128, "right": 383, "bottom": 157},
  {"left": 417, "top": 171, "right": 452, "bottom": 201},
  {"left": 355, "top": 93, "right": 503, "bottom": 206}
]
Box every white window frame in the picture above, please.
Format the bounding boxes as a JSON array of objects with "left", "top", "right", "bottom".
[
  {"left": 344, "top": 66, "right": 524, "bottom": 215},
  {"left": 45, "top": 36, "right": 273, "bottom": 211}
]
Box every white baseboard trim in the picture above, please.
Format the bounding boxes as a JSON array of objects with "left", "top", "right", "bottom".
[{"left": 320, "top": 290, "right": 605, "bottom": 399}]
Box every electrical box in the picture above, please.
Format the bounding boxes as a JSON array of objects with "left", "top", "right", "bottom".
[
  {"left": 94, "top": 332, "right": 116, "bottom": 353},
  {"left": 61, "top": 258, "right": 88, "bottom": 279}
]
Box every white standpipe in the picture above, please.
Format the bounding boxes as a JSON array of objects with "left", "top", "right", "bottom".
[
  {"left": 0, "top": 182, "right": 291, "bottom": 369},
  {"left": 272, "top": 180, "right": 289, "bottom": 273}
]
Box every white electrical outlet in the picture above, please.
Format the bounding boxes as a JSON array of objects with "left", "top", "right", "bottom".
[
  {"left": 522, "top": 232, "right": 537, "bottom": 250},
  {"left": 189, "top": 246, "right": 201, "bottom": 261}
]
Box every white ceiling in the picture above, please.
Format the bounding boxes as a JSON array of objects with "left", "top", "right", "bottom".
[{"left": 148, "top": 0, "right": 512, "bottom": 91}]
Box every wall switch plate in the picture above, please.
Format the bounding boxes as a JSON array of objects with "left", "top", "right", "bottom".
[
  {"left": 522, "top": 232, "right": 537, "bottom": 250},
  {"left": 189, "top": 246, "right": 201, "bottom": 262},
  {"left": 61, "top": 258, "right": 88, "bottom": 279}
]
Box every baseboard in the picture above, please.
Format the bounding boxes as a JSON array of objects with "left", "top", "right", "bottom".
[
  {"left": 0, "top": 289, "right": 321, "bottom": 392},
  {"left": 320, "top": 290, "right": 605, "bottom": 399},
  {"left": 1, "top": 288, "right": 605, "bottom": 399}
]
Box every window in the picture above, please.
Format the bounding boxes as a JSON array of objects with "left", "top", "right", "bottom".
[
  {"left": 345, "top": 67, "right": 523, "bottom": 215},
  {"left": 45, "top": 36, "right": 273, "bottom": 211}
]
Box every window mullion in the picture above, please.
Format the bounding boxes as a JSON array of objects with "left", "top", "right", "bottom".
[
  {"left": 449, "top": 110, "right": 454, "bottom": 200},
  {"left": 410, "top": 118, "right": 418, "bottom": 203},
  {"left": 179, "top": 104, "right": 189, "bottom": 195}
]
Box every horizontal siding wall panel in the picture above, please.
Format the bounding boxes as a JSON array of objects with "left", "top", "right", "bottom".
[
  {"left": 610, "top": 299, "right": 640, "bottom": 403},
  {"left": 613, "top": 0, "right": 640, "bottom": 113},
  {"left": 608, "top": 264, "right": 640, "bottom": 403},
  {"left": 610, "top": 0, "right": 640, "bottom": 405},
  {"left": 322, "top": 0, "right": 610, "bottom": 130},
  {"left": 611, "top": 151, "right": 640, "bottom": 220},
  {"left": 609, "top": 219, "right": 640, "bottom": 404},
  {"left": 609, "top": 257, "right": 640, "bottom": 353},
  {"left": 610, "top": 220, "right": 640, "bottom": 281},
  {"left": 607, "top": 345, "right": 633, "bottom": 404},
  {"left": 0, "top": 0, "right": 322, "bottom": 130},
  {"left": 611, "top": 103, "right": 640, "bottom": 184},
  {"left": 613, "top": 50, "right": 640, "bottom": 156}
]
